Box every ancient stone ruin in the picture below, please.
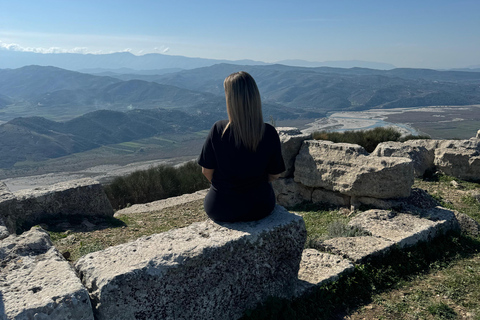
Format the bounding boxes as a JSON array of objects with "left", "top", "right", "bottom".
[
  {"left": 274, "top": 127, "right": 480, "bottom": 209},
  {"left": 1, "top": 128, "right": 479, "bottom": 319}
]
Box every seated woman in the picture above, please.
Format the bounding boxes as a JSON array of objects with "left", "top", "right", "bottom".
[{"left": 198, "top": 71, "right": 285, "bottom": 222}]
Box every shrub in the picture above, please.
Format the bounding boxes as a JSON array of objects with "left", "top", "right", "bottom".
[
  {"left": 313, "top": 127, "right": 411, "bottom": 152},
  {"left": 104, "top": 161, "right": 210, "bottom": 209}
]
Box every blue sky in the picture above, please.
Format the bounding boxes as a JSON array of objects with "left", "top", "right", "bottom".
[{"left": 0, "top": 0, "right": 479, "bottom": 69}]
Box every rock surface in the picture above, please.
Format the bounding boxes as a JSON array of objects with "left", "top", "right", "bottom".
[
  {"left": 0, "top": 228, "right": 93, "bottom": 320},
  {"left": 435, "top": 147, "right": 480, "bottom": 181},
  {"left": 294, "top": 140, "right": 414, "bottom": 198},
  {"left": 8, "top": 178, "right": 114, "bottom": 232},
  {"left": 320, "top": 236, "right": 395, "bottom": 263},
  {"left": 75, "top": 206, "right": 306, "bottom": 320},
  {"left": 295, "top": 249, "right": 354, "bottom": 296},
  {"left": 372, "top": 141, "right": 435, "bottom": 177},
  {"left": 0, "top": 181, "right": 16, "bottom": 234},
  {"left": 277, "top": 127, "right": 311, "bottom": 178},
  {"left": 272, "top": 177, "right": 312, "bottom": 207},
  {"left": 114, "top": 189, "right": 208, "bottom": 216},
  {"left": 348, "top": 209, "right": 456, "bottom": 248}
]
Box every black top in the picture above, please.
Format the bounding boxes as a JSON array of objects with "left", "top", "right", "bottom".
[{"left": 198, "top": 120, "right": 285, "bottom": 194}]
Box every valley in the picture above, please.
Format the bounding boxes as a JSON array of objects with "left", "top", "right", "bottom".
[{"left": 1, "top": 62, "right": 480, "bottom": 191}]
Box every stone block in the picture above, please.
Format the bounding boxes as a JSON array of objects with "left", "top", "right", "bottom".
[
  {"left": 372, "top": 141, "right": 435, "bottom": 177},
  {"left": 319, "top": 236, "right": 395, "bottom": 264},
  {"left": 312, "top": 188, "right": 350, "bottom": 207},
  {"left": 348, "top": 209, "right": 455, "bottom": 248},
  {"left": 75, "top": 206, "right": 306, "bottom": 320},
  {"left": 294, "top": 140, "right": 414, "bottom": 198},
  {"left": 434, "top": 147, "right": 480, "bottom": 181},
  {"left": 272, "top": 178, "right": 312, "bottom": 207},
  {"left": 276, "top": 127, "right": 311, "bottom": 177},
  {"left": 295, "top": 249, "right": 354, "bottom": 297},
  {"left": 0, "top": 228, "right": 93, "bottom": 320},
  {"left": 11, "top": 178, "right": 114, "bottom": 231}
]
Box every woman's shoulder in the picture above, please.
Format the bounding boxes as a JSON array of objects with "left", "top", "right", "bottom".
[{"left": 264, "top": 123, "right": 279, "bottom": 136}]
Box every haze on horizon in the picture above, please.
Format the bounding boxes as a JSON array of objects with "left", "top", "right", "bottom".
[{"left": 0, "top": 0, "right": 479, "bottom": 70}]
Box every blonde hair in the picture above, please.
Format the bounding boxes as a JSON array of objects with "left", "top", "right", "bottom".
[{"left": 223, "top": 71, "right": 265, "bottom": 151}]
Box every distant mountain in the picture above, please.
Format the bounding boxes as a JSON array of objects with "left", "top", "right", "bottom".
[
  {"left": 275, "top": 59, "right": 396, "bottom": 70},
  {"left": 0, "top": 65, "right": 321, "bottom": 122},
  {"left": 142, "top": 64, "right": 480, "bottom": 111},
  {"left": 0, "top": 50, "right": 267, "bottom": 71}
]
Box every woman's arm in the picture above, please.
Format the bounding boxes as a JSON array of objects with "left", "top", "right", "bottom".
[
  {"left": 202, "top": 167, "right": 214, "bottom": 182},
  {"left": 268, "top": 173, "right": 281, "bottom": 182}
]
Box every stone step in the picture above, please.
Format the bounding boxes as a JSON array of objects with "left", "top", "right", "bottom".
[
  {"left": 0, "top": 228, "right": 94, "bottom": 320},
  {"left": 295, "top": 249, "right": 354, "bottom": 297}
]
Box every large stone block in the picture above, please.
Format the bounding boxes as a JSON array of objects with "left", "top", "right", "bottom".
[
  {"left": 294, "top": 140, "right": 414, "bottom": 198},
  {"left": 272, "top": 177, "right": 312, "bottom": 207},
  {"left": 10, "top": 178, "right": 114, "bottom": 231},
  {"left": 276, "top": 127, "right": 311, "bottom": 177},
  {"left": 434, "top": 147, "right": 480, "bottom": 181},
  {"left": 348, "top": 209, "right": 457, "bottom": 248},
  {"left": 0, "top": 228, "right": 94, "bottom": 320},
  {"left": 295, "top": 249, "right": 354, "bottom": 297},
  {"left": 75, "top": 206, "right": 306, "bottom": 320},
  {"left": 372, "top": 141, "right": 435, "bottom": 177}
]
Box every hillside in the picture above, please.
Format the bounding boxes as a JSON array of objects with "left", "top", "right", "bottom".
[
  {"left": 108, "top": 64, "right": 480, "bottom": 112},
  {"left": 0, "top": 109, "right": 211, "bottom": 168}
]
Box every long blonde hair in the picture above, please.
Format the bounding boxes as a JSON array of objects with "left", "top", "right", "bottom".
[{"left": 223, "top": 71, "right": 265, "bottom": 151}]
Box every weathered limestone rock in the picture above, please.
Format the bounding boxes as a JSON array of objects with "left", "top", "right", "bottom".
[
  {"left": 453, "top": 211, "right": 480, "bottom": 237},
  {"left": 0, "top": 181, "right": 16, "bottom": 234},
  {"left": 319, "top": 236, "right": 395, "bottom": 263},
  {"left": 295, "top": 140, "right": 414, "bottom": 198},
  {"left": 272, "top": 177, "right": 312, "bottom": 207},
  {"left": 0, "top": 217, "right": 9, "bottom": 240},
  {"left": 312, "top": 188, "right": 350, "bottom": 207},
  {"left": 295, "top": 249, "right": 354, "bottom": 297},
  {"left": 348, "top": 209, "right": 457, "bottom": 248},
  {"left": 276, "top": 127, "right": 311, "bottom": 177},
  {"left": 9, "top": 178, "right": 114, "bottom": 232},
  {"left": 476, "top": 129, "right": 480, "bottom": 139},
  {"left": 434, "top": 147, "right": 480, "bottom": 181},
  {"left": 75, "top": 206, "right": 306, "bottom": 320},
  {"left": 0, "top": 227, "right": 94, "bottom": 320},
  {"left": 372, "top": 141, "right": 435, "bottom": 177}
]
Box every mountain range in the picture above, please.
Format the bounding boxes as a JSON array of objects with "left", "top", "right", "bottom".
[{"left": 1, "top": 63, "right": 480, "bottom": 169}]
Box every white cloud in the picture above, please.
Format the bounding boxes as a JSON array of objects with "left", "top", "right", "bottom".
[{"left": 0, "top": 40, "right": 91, "bottom": 54}]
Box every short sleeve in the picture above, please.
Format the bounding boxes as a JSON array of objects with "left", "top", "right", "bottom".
[
  {"left": 266, "top": 126, "right": 286, "bottom": 175},
  {"left": 197, "top": 125, "right": 217, "bottom": 169}
]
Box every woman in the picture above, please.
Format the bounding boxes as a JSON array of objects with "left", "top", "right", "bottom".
[{"left": 198, "top": 71, "right": 285, "bottom": 222}]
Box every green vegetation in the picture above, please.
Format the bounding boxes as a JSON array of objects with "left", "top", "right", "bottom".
[
  {"left": 104, "top": 161, "right": 210, "bottom": 209},
  {"left": 312, "top": 127, "right": 430, "bottom": 153}
]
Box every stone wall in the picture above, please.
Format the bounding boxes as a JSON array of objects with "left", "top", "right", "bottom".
[
  {"left": 274, "top": 127, "right": 480, "bottom": 209},
  {"left": 0, "top": 178, "right": 114, "bottom": 234}
]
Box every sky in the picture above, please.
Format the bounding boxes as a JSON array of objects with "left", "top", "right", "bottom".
[{"left": 0, "top": 0, "right": 479, "bottom": 69}]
